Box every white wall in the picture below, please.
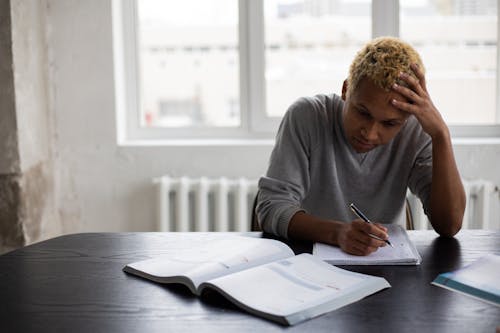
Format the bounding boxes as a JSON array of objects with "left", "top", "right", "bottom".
[{"left": 45, "top": 0, "right": 499, "bottom": 234}]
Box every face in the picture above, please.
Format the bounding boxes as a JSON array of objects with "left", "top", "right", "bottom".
[{"left": 342, "top": 77, "right": 409, "bottom": 153}]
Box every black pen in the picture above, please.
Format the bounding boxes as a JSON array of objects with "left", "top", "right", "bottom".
[{"left": 349, "top": 203, "right": 393, "bottom": 248}]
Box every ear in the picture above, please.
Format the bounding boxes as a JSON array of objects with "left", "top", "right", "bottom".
[{"left": 341, "top": 80, "right": 348, "bottom": 101}]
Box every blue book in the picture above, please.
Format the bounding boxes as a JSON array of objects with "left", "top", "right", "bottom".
[{"left": 431, "top": 254, "right": 500, "bottom": 307}]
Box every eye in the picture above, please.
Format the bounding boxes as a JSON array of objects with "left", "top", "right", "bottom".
[
  {"left": 357, "top": 109, "right": 371, "bottom": 118},
  {"left": 383, "top": 121, "right": 399, "bottom": 128}
]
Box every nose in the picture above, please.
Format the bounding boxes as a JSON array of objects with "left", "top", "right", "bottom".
[{"left": 361, "top": 121, "right": 378, "bottom": 141}]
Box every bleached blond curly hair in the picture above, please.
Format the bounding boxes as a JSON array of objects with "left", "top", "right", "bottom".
[{"left": 346, "top": 36, "right": 424, "bottom": 98}]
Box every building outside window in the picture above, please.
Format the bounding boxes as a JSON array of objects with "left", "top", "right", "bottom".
[{"left": 113, "top": 0, "right": 499, "bottom": 141}]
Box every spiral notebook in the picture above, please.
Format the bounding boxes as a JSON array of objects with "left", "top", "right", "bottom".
[{"left": 313, "top": 224, "right": 421, "bottom": 265}]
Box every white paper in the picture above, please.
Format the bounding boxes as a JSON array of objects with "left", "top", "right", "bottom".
[
  {"left": 125, "top": 236, "right": 294, "bottom": 291},
  {"left": 202, "top": 253, "right": 390, "bottom": 324},
  {"left": 313, "top": 224, "right": 421, "bottom": 265},
  {"left": 445, "top": 254, "right": 500, "bottom": 292}
]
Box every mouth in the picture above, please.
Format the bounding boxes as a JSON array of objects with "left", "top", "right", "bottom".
[{"left": 352, "top": 137, "right": 376, "bottom": 152}]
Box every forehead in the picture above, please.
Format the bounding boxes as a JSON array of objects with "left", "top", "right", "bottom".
[{"left": 350, "top": 77, "right": 409, "bottom": 120}]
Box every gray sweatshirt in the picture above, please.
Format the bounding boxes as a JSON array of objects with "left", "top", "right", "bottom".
[{"left": 257, "top": 93, "right": 432, "bottom": 238}]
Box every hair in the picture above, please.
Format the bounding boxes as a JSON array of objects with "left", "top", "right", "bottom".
[{"left": 346, "top": 36, "right": 424, "bottom": 98}]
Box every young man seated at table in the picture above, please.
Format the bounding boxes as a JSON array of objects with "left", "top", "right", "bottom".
[{"left": 256, "top": 36, "right": 466, "bottom": 256}]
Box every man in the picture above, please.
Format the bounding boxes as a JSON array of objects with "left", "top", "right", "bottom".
[{"left": 256, "top": 37, "right": 465, "bottom": 255}]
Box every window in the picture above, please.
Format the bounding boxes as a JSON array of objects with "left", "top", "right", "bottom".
[
  {"left": 137, "top": 0, "right": 240, "bottom": 129},
  {"left": 400, "top": 0, "right": 498, "bottom": 135},
  {"left": 263, "top": 0, "right": 371, "bottom": 122},
  {"left": 113, "top": 0, "right": 500, "bottom": 142}
]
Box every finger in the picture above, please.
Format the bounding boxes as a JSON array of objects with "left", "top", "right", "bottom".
[
  {"left": 391, "top": 98, "right": 420, "bottom": 115},
  {"left": 373, "top": 223, "right": 389, "bottom": 240},
  {"left": 345, "top": 222, "right": 383, "bottom": 254},
  {"left": 352, "top": 228, "right": 387, "bottom": 248},
  {"left": 398, "top": 72, "right": 426, "bottom": 97},
  {"left": 362, "top": 233, "right": 387, "bottom": 248},
  {"left": 411, "top": 63, "right": 427, "bottom": 91},
  {"left": 351, "top": 219, "right": 368, "bottom": 231},
  {"left": 392, "top": 83, "right": 423, "bottom": 104},
  {"left": 351, "top": 220, "right": 388, "bottom": 245},
  {"left": 360, "top": 221, "right": 389, "bottom": 240},
  {"left": 374, "top": 223, "right": 388, "bottom": 233},
  {"left": 352, "top": 220, "right": 388, "bottom": 241}
]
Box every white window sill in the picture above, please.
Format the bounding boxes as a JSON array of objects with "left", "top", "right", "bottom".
[
  {"left": 118, "top": 138, "right": 276, "bottom": 147},
  {"left": 118, "top": 136, "right": 500, "bottom": 147},
  {"left": 452, "top": 137, "right": 500, "bottom": 145}
]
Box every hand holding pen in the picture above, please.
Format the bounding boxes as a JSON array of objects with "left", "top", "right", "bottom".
[{"left": 349, "top": 203, "right": 393, "bottom": 248}]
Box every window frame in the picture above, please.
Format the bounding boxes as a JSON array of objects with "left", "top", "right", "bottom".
[{"left": 112, "top": 0, "right": 500, "bottom": 143}]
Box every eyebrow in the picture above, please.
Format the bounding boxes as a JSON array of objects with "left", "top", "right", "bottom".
[{"left": 357, "top": 103, "right": 406, "bottom": 123}]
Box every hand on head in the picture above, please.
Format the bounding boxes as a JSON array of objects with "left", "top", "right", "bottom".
[{"left": 391, "top": 63, "right": 448, "bottom": 139}]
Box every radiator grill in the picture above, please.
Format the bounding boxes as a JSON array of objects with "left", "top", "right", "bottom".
[
  {"left": 155, "top": 176, "right": 258, "bottom": 231},
  {"left": 156, "top": 176, "right": 498, "bottom": 231}
]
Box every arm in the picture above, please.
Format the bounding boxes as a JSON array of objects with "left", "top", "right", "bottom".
[
  {"left": 392, "top": 64, "right": 465, "bottom": 236},
  {"left": 256, "top": 98, "right": 315, "bottom": 238},
  {"left": 428, "top": 130, "right": 465, "bottom": 236},
  {"left": 257, "top": 97, "right": 389, "bottom": 254}
]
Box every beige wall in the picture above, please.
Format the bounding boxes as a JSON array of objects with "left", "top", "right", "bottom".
[
  {"left": 1, "top": 1, "right": 498, "bottom": 254},
  {"left": 0, "top": 0, "right": 60, "bottom": 253}
]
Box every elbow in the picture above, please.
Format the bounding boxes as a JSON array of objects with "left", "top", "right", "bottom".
[
  {"left": 431, "top": 213, "right": 464, "bottom": 238},
  {"left": 254, "top": 196, "right": 279, "bottom": 236},
  {"left": 435, "top": 223, "right": 461, "bottom": 238},
  {"left": 431, "top": 192, "right": 466, "bottom": 238}
]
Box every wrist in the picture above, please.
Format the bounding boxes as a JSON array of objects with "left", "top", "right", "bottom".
[
  {"left": 430, "top": 125, "right": 451, "bottom": 143},
  {"left": 315, "top": 219, "right": 345, "bottom": 246},
  {"left": 288, "top": 212, "right": 343, "bottom": 245},
  {"left": 328, "top": 220, "right": 345, "bottom": 246}
]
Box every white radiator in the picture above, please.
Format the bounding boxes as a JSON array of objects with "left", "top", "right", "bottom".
[
  {"left": 154, "top": 176, "right": 258, "bottom": 232},
  {"left": 407, "top": 179, "right": 499, "bottom": 230},
  {"left": 156, "top": 176, "right": 498, "bottom": 232}
]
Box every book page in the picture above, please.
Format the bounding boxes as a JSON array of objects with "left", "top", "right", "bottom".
[
  {"left": 312, "top": 224, "right": 421, "bottom": 265},
  {"left": 201, "top": 253, "right": 390, "bottom": 325},
  {"left": 447, "top": 254, "right": 500, "bottom": 289},
  {"left": 432, "top": 254, "right": 500, "bottom": 306},
  {"left": 124, "top": 236, "right": 294, "bottom": 293}
]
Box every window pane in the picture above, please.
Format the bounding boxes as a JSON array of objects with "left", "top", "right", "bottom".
[
  {"left": 400, "top": 0, "right": 497, "bottom": 124},
  {"left": 264, "top": 0, "right": 372, "bottom": 117},
  {"left": 137, "top": 0, "right": 239, "bottom": 128}
]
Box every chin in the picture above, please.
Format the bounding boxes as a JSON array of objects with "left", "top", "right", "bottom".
[
  {"left": 354, "top": 146, "right": 375, "bottom": 153},
  {"left": 351, "top": 139, "right": 377, "bottom": 153}
]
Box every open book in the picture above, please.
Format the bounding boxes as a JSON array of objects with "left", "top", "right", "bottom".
[
  {"left": 432, "top": 254, "right": 500, "bottom": 307},
  {"left": 123, "top": 236, "right": 390, "bottom": 326},
  {"left": 313, "top": 224, "right": 421, "bottom": 265}
]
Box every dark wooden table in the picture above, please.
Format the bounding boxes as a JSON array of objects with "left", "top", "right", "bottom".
[{"left": 0, "top": 230, "right": 498, "bottom": 333}]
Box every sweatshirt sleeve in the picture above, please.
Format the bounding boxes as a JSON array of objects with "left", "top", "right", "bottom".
[
  {"left": 407, "top": 133, "right": 433, "bottom": 218},
  {"left": 256, "top": 97, "right": 320, "bottom": 238}
]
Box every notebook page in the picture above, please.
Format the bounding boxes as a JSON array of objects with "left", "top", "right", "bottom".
[{"left": 313, "top": 224, "right": 421, "bottom": 265}]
